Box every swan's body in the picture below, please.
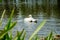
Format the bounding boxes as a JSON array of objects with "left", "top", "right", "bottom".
[{"left": 24, "top": 15, "right": 37, "bottom": 23}]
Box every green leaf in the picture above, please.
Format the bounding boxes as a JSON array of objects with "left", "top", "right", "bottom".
[
  {"left": 9, "top": 31, "right": 12, "bottom": 40},
  {"left": 19, "top": 29, "right": 25, "bottom": 37},
  {"left": 14, "top": 29, "right": 25, "bottom": 40},
  {"left": 29, "top": 20, "right": 46, "bottom": 40},
  {"left": 46, "top": 31, "right": 53, "bottom": 40},
  {"left": 21, "top": 30, "right": 26, "bottom": 40},
  {"left": 34, "top": 35, "right": 39, "bottom": 40},
  {"left": 2, "top": 33, "right": 10, "bottom": 40},
  {"left": 17, "top": 31, "right": 21, "bottom": 40}
]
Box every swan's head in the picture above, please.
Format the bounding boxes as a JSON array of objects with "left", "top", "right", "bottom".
[{"left": 28, "top": 15, "right": 32, "bottom": 18}]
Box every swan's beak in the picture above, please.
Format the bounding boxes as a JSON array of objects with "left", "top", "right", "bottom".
[
  {"left": 30, "top": 20, "right": 32, "bottom": 23},
  {"left": 34, "top": 21, "right": 37, "bottom": 24}
]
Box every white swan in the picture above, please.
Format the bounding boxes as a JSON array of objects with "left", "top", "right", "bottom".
[{"left": 24, "top": 15, "right": 37, "bottom": 23}]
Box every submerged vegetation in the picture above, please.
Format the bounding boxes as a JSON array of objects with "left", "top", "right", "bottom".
[{"left": 0, "top": 9, "right": 59, "bottom": 40}]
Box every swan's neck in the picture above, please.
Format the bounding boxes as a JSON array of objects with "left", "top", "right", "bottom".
[{"left": 29, "top": 16, "right": 32, "bottom": 18}]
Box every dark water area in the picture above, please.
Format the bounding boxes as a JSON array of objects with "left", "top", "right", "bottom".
[{"left": 0, "top": 0, "right": 60, "bottom": 40}]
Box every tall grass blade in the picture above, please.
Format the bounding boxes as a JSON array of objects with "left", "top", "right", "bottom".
[
  {"left": 17, "top": 31, "right": 21, "bottom": 40},
  {"left": 2, "top": 33, "right": 10, "bottom": 40},
  {"left": 0, "top": 9, "right": 16, "bottom": 40},
  {"left": 0, "top": 10, "right": 6, "bottom": 26},
  {"left": 4, "top": 9, "right": 14, "bottom": 31},
  {"left": 29, "top": 20, "right": 46, "bottom": 40},
  {"left": 14, "top": 29, "right": 24, "bottom": 40},
  {"left": 1, "top": 31, "right": 12, "bottom": 40},
  {"left": 19, "top": 29, "right": 25, "bottom": 38},
  {"left": 34, "top": 35, "right": 39, "bottom": 40},
  {"left": 0, "top": 21, "right": 16, "bottom": 39},
  {"left": 21, "top": 30, "right": 26, "bottom": 40},
  {"left": 46, "top": 31, "right": 53, "bottom": 40},
  {"left": 9, "top": 31, "right": 12, "bottom": 40}
]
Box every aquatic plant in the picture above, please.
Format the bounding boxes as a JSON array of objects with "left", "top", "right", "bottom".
[
  {"left": 45, "top": 31, "right": 54, "bottom": 40},
  {"left": 14, "top": 29, "right": 26, "bottom": 40},
  {"left": 0, "top": 9, "right": 17, "bottom": 40}
]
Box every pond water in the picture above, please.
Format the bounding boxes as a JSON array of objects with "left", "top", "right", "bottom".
[{"left": 0, "top": 2, "right": 60, "bottom": 40}]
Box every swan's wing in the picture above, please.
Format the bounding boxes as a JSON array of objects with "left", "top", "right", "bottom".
[{"left": 24, "top": 18, "right": 32, "bottom": 21}]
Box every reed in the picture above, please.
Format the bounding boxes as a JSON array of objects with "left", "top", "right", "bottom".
[
  {"left": 0, "top": 9, "right": 6, "bottom": 26},
  {"left": 0, "top": 9, "right": 17, "bottom": 40}
]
